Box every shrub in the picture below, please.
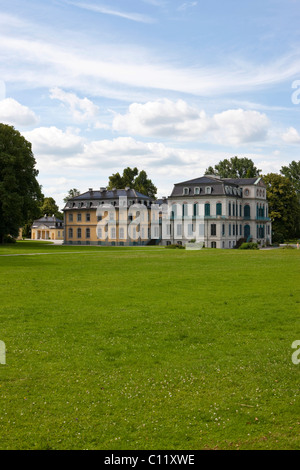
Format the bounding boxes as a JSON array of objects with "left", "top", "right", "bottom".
[
  {"left": 239, "top": 242, "right": 259, "bottom": 250},
  {"left": 165, "top": 244, "right": 185, "bottom": 249},
  {"left": 3, "top": 235, "right": 17, "bottom": 244}
]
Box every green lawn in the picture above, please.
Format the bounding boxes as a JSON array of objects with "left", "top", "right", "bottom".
[{"left": 0, "top": 241, "right": 299, "bottom": 450}]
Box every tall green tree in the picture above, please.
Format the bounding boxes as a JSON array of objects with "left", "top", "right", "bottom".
[
  {"left": 41, "top": 197, "right": 63, "bottom": 220},
  {"left": 63, "top": 188, "right": 80, "bottom": 203},
  {"left": 0, "top": 124, "right": 43, "bottom": 243},
  {"left": 281, "top": 160, "right": 300, "bottom": 195},
  {"left": 107, "top": 167, "right": 157, "bottom": 198},
  {"left": 205, "top": 156, "right": 261, "bottom": 178},
  {"left": 263, "top": 173, "right": 300, "bottom": 242}
]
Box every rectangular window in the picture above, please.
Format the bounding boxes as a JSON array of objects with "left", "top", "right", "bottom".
[
  {"left": 229, "top": 224, "right": 231, "bottom": 236},
  {"left": 68, "top": 228, "right": 73, "bottom": 238},
  {"left": 228, "top": 203, "right": 231, "bottom": 216},
  {"left": 97, "top": 227, "right": 102, "bottom": 239},
  {"left": 222, "top": 224, "right": 225, "bottom": 236},
  {"left": 86, "top": 228, "right": 90, "bottom": 239},
  {"left": 177, "top": 224, "right": 182, "bottom": 236},
  {"left": 111, "top": 227, "right": 116, "bottom": 239},
  {"left": 205, "top": 203, "right": 210, "bottom": 216},
  {"left": 211, "top": 241, "right": 217, "bottom": 248},
  {"left": 86, "top": 213, "right": 91, "bottom": 222},
  {"left": 77, "top": 228, "right": 81, "bottom": 238},
  {"left": 69, "top": 214, "right": 73, "bottom": 222},
  {"left": 77, "top": 214, "right": 82, "bottom": 222},
  {"left": 119, "top": 227, "right": 125, "bottom": 239},
  {"left": 211, "top": 224, "right": 216, "bottom": 236},
  {"left": 216, "top": 203, "right": 222, "bottom": 216},
  {"left": 188, "top": 224, "right": 193, "bottom": 236}
]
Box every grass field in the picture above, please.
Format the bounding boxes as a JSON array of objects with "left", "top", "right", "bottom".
[{"left": 0, "top": 241, "right": 299, "bottom": 450}]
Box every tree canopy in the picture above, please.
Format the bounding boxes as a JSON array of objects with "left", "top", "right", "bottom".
[
  {"left": 0, "top": 124, "right": 43, "bottom": 243},
  {"left": 107, "top": 167, "right": 157, "bottom": 199},
  {"left": 205, "top": 156, "right": 261, "bottom": 179},
  {"left": 281, "top": 160, "right": 300, "bottom": 196},
  {"left": 263, "top": 173, "right": 300, "bottom": 242},
  {"left": 40, "top": 197, "right": 63, "bottom": 220},
  {"left": 63, "top": 188, "right": 80, "bottom": 203}
]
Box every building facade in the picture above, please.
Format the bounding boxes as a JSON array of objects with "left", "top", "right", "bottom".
[
  {"left": 31, "top": 216, "right": 64, "bottom": 241},
  {"left": 63, "top": 188, "right": 153, "bottom": 246},
  {"left": 164, "top": 176, "right": 272, "bottom": 248}
]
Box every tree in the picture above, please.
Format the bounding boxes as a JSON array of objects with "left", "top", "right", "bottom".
[
  {"left": 263, "top": 173, "right": 300, "bottom": 242},
  {"left": 41, "top": 197, "right": 63, "bottom": 220},
  {"left": 205, "top": 156, "right": 261, "bottom": 179},
  {"left": 64, "top": 188, "right": 80, "bottom": 203},
  {"left": 0, "top": 124, "right": 43, "bottom": 243},
  {"left": 281, "top": 160, "right": 300, "bottom": 195},
  {"left": 107, "top": 167, "right": 157, "bottom": 198}
]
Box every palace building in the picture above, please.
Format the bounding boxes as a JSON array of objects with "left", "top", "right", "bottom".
[
  {"left": 165, "top": 175, "right": 271, "bottom": 248},
  {"left": 62, "top": 176, "right": 272, "bottom": 248}
]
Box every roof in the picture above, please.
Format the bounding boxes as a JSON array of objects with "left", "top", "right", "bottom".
[
  {"left": 69, "top": 188, "right": 151, "bottom": 201},
  {"left": 33, "top": 216, "right": 63, "bottom": 224},
  {"left": 223, "top": 177, "right": 261, "bottom": 185},
  {"left": 32, "top": 216, "right": 64, "bottom": 228}
]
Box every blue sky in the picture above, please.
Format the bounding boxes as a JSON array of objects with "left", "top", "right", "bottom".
[{"left": 0, "top": 0, "right": 299, "bottom": 208}]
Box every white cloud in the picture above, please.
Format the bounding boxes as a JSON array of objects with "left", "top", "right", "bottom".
[
  {"left": 0, "top": 27, "right": 300, "bottom": 102},
  {"left": 178, "top": 2, "right": 198, "bottom": 11},
  {"left": 66, "top": 1, "right": 156, "bottom": 23},
  {"left": 212, "top": 109, "right": 270, "bottom": 145},
  {"left": 50, "top": 87, "right": 99, "bottom": 123},
  {"left": 282, "top": 127, "right": 300, "bottom": 144},
  {"left": 113, "top": 99, "right": 270, "bottom": 145},
  {"left": 23, "top": 126, "right": 84, "bottom": 156},
  {"left": 0, "top": 98, "right": 38, "bottom": 126}
]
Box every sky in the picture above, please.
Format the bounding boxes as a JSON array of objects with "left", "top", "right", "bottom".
[{"left": 0, "top": 0, "right": 299, "bottom": 209}]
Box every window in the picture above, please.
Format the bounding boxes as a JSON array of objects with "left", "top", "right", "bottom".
[
  {"left": 177, "top": 224, "right": 182, "bottom": 236},
  {"left": 216, "top": 203, "right": 222, "bottom": 216},
  {"left": 183, "top": 187, "right": 189, "bottom": 195},
  {"left": 97, "top": 227, "right": 102, "bottom": 239},
  {"left": 68, "top": 228, "right": 73, "bottom": 238},
  {"left": 211, "top": 242, "right": 217, "bottom": 248},
  {"left": 77, "top": 213, "right": 82, "bottom": 222},
  {"left": 229, "top": 224, "right": 231, "bottom": 236},
  {"left": 86, "top": 228, "right": 90, "bottom": 239},
  {"left": 86, "top": 213, "right": 91, "bottom": 222},
  {"left": 228, "top": 202, "right": 231, "bottom": 216},
  {"left": 194, "top": 187, "right": 200, "bottom": 195},
  {"left": 188, "top": 224, "right": 193, "bottom": 236},
  {"left": 205, "top": 186, "right": 212, "bottom": 194},
  {"left": 193, "top": 203, "right": 199, "bottom": 217},
  {"left": 119, "top": 228, "right": 125, "bottom": 239},
  {"left": 233, "top": 224, "right": 235, "bottom": 236},
  {"left": 244, "top": 205, "right": 250, "bottom": 218},
  {"left": 69, "top": 214, "right": 73, "bottom": 222},
  {"left": 222, "top": 224, "right": 225, "bottom": 236},
  {"left": 205, "top": 203, "right": 210, "bottom": 216},
  {"left": 111, "top": 228, "right": 116, "bottom": 239},
  {"left": 77, "top": 228, "right": 82, "bottom": 238},
  {"left": 211, "top": 224, "right": 216, "bottom": 236},
  {"left": 244, "top": 189, "right": 249, "bottom": 196}
]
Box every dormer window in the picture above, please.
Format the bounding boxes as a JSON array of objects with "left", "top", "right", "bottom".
[
  {"left": 194, "top": 187, "right": 200, "bottom": 195},
  {"left": 183, "top": 187, "right": 189, "bottom": 195},
  {"left": 205, "top": 186, "right": 212, "bottom": 194}
]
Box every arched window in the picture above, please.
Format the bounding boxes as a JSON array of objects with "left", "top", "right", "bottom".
[{"left": 216, "top": 202, "right": 222, "bottom": 216}]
